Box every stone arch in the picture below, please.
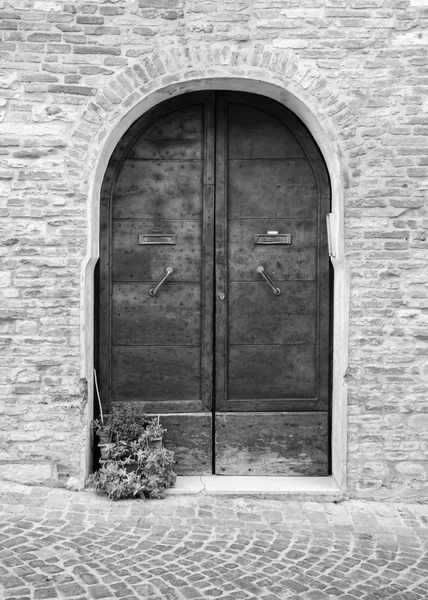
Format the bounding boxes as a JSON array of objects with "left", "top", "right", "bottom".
[{"left": 77, "top": 43, "right": 351, "bottom": 494}]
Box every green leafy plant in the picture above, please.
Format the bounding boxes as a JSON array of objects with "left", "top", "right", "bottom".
[
  {"left": 88, "top": 404, "right": 176, "bottom": 500},
  {"left": 87, "top": 462, "right": 146, "bottom": 501},
  {"left": 108, "top": 403, "right": 150, "bottom": 442}
]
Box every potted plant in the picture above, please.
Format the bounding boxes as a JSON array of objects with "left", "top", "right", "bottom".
[
  {"left": 144, "top": 415, "right": 166, "bottom": 449},
  {"left": 87, "top": 403, "right": 176, "bottom": 500},
  {"left": 92, "top": 417, "right": 113, "bottom": 459},
  {"left": 92, "top": 369, "right": 113, "bottom": 459}
]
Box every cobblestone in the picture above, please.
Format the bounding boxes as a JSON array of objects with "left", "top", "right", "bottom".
[{"left": 0, "top": 482, "right": 428, "bottom": 599}]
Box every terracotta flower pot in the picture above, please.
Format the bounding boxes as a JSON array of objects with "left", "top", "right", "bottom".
[
  {"left": 149, "top": 437, "right": 163, "bottom": 449},
  {"left": 99, "top": 444, "right": 111, "bottom": 460}
]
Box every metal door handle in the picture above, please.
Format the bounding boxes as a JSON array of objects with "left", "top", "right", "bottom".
[
  {"left": 257, "top": 266, "right": 281, "bottom": 296},
  {"left": 149, "top": 267, "right": 173, "bottom": 296}
]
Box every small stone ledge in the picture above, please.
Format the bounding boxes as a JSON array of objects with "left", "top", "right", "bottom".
[{"left": 169, "top": 476, "right": 343, "bottom": 500}]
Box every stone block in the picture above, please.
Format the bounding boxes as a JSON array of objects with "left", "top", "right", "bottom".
[
  {"left": 32, "top": 105, "right": 77, "bottom": 122},
  {"left": 139, "top": 0, "right": 182, "bottom": 7},
  {"left": 0, "top": 71, "right": 17, "bottom": 88},
  {"left": 395, "top": 462, "right": 427, "bottom": 478},
  {"left": 34, "top": 2, "right": 62, "bottom": 12},
  {"left": 0, "top": 461, "right": 54, "bottom": 485}
]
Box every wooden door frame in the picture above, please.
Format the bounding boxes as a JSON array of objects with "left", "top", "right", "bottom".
[{"left": 83, "top": 77, "right": 349, "bottom": 495}]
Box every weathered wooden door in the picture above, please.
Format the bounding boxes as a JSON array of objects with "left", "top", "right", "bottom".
[{"left": 99, "top": 91, "right": 331, "bottom": 476}]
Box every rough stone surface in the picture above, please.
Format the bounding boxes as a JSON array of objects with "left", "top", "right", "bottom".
[
  {"left": 0, "top": 1, "right": 428, "bottom": 499},
  {"left": 1, "top": 481, "right": 428, "bottom": 599},
  {"left": 0, "top": 462, "right": 53, "bottom": 485}
]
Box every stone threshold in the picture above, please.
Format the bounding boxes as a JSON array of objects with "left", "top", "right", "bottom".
[{"left": 169, "top": 475, "right": 342, "bottom": 498}]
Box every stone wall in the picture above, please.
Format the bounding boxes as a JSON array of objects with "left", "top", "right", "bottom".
[{"left": 0, "top": 0, "right": 427, "bottom": 499}]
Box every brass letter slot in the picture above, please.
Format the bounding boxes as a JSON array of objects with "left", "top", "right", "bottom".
[
  {"left": 254, "top": 233, "right": 292, "bottom": 245},
  {"left": 138, "top": 234, "right": 177, "bottom": 245}
]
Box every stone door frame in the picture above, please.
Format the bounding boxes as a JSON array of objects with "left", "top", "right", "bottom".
[{"left": 80, "top": 70, "right": 349, "bottom": 495}]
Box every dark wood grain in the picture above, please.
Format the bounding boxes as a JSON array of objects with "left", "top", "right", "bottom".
[
  {"left": 128, "top": 139, "right": 203, "bottom": 161},
  {"left": 113, "top": 160, "right": 203, "bottom": 220},
  {"left": 201, "top": 93, "right": 216, "bottom": 411},
  {"left": 214, "top": 93, "right": 228, "bottom": 410},
  {"left": 100, "top": 91, "right": 332, "bottom": 475},
  {"left": 227, "top": 344, "right": 317, "bottom": 401},
  {"left": 228, "top": 159, "right": 318, "bottom": 219},
  {"left": 161, "top": 413, "right": 212, "bottom": 475},
  {"left": 228, "top": 281, "right": 317, "bottom": 345},
  {"left": 98, "top": 186, "right": 112, "bottom": 410},
  {"left": 228, "top": 219, "right": 318, "bottom": 282},
  {"left": 111, "top": 346, "right": 201, "bottom": 403},
  {"left": 228, "top": 102, "right": 307, "bottom": 160},
  {"left": 112, "top": 219, "right": 202, "bottom": 282},
  {"left": 141, "top": 104, "right": 204, "bottom": 141},
  {"left": 112, "top": 283, "right": 201, "bottom": 346},
  {"left": 225, "top": 92, "right": 325, "bottom": 160},
  {"left": 126, "top": 104, "right": 204, "bottom": 159},
  {"left": 318, "top": 201, "right": 332, "bottom": 410},
  {"left": 215, "top": 412, "right": 329, "bottom": 476}
]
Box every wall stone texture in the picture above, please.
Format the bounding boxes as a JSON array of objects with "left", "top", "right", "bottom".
[{"left": 0, "top": 0, "right": 427, "bottom": 500}]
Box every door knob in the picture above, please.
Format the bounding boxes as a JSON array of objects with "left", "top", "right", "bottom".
[{"left": 218, "top": 293, "right": 225, "bottom": 300}]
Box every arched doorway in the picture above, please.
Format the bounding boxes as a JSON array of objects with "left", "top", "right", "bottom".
[{"left": 98, "top": 90, "right": 332, "bottom": 476}]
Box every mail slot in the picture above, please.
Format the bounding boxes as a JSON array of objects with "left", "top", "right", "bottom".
[
  {"left": 254, "top": 233, "right": 292, "bottom": 245},
  {"left": 138, "top": 234, "right": 177, "bottom": 245}
]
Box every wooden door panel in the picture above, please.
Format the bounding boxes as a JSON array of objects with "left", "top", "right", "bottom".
[
  {"left": 141, "top": 104, "right": 204, "bottom": 142},
  {"left": 112, "top": 220, "right": 201, "bottom": 282},
  {"left": 215, "top": 412, "right": 329, "bottom": 476},
  {"left": 162, "top": 413, "right": 212, "bottom": 475},
  {"left": 126, "top": 102, "right": 204, "bottom": 161},
  {"left": 127, "top": 103, "right": 204, "bottom": 160},
  {"left": 228, "top": 160, "right": 318, "bottom": 219},
  {"left": 112, "top": 160, "right": 203, "bottom": 220},
  {"left": 228, "top": 281, "right": 317, "bottom": 345},
  {"left": 112, "top": 346, "right": 201, "bottom": 403},
  {"left": 228, "top": 103, "right": 307, "bottom": 160},
  {"left": 227, "top": 345, "right": 317, "bottom": 401},
  {"left": 100, "top": 93, "right": 214, "bottom": 440},
  {"left": 216, "top": 92, "right": 331, "bottom": 480},
  {"left": 112, "top": 283, "right": 201, "bottom": 346},
  {"left": 228, "top": 219, "right": 317, "bottom": 282},
  {"left": 227, "top": 98, "right": 325, "bottom": 161},
  {"left": 127, "top": 139, "right": 203, "bottom": 161}
]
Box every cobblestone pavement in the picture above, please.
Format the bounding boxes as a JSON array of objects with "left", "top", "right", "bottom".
[{"left": 1, "top": 481, "right": 428, "bottom": 600}]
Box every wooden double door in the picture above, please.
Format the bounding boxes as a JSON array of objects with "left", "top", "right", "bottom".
[{"left": 99, "top": 91, "right": 331, "bottom": 476}]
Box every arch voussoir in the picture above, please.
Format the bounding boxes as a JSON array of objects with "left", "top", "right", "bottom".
[
  {"left": 68, "top": 42, "right": 356, "bottom": 199},
  {"left": 96, "top": 45, "right": 349, "bottom": 147}
]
